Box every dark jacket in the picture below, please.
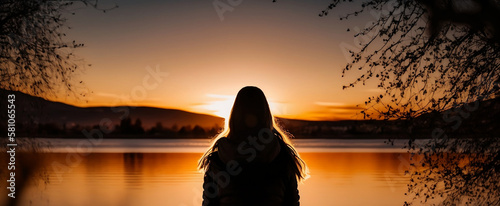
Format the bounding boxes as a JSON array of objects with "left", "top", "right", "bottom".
[{"left": 202, "top": 136, "right": 300, "bottom": 206}]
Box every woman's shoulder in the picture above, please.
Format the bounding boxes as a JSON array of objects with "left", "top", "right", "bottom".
[{"left": 205, "top": 151, "right": 226, "bottom": 172}]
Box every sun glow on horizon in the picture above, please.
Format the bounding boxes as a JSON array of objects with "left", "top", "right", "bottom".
[
  {"left": 196, "top": 94, "right": 236, "bottom": 120},
  {"left": 194, "top": 93, "right": 292, "bottom": 120}
]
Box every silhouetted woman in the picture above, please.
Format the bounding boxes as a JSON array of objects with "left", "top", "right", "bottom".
[{"left": 199, "top": 86, "right": 308, "bottom": 206}]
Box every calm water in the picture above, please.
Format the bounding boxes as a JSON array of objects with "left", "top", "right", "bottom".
[{"left": 2, "top": 139, "right": 414, "bottom": 206}]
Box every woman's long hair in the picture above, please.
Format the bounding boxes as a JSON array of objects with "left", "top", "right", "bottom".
[{"left": 198, "top": 86, "right": 308, "bottom": 182}]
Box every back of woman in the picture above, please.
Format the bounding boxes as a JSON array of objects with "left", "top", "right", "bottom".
[
  {"left": 203, "top": 134, "right": 299, "bottom": 206},
  {"left": 199, "top": 86, "right": 307, "bottom": 206}
]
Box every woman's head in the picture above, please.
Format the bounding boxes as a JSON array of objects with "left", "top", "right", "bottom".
[
  {"left": 227, "top": 86, "right": 273, "bottom": 140},
  {"left": 199, "top": 86, "right": 308, "bottom": 182}
]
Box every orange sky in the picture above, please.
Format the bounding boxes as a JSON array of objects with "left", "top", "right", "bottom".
[{"left": 54, "top": 0, "right": 384, "bottom": 121}]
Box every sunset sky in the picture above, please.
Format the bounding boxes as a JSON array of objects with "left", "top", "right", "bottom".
[{"left": 58, "top": 0, "right": 384, "bottom": 120}]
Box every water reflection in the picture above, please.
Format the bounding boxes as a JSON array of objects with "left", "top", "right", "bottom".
[
  {"left": 123, "top": 153, "right": 144, "bottom": 189},
  {"left": 4, "top": 152, "right": 412, "bottom": 206}
]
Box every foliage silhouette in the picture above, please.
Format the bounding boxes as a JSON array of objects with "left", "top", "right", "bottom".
[
  {"left": 0, "top": 0, "right": 117, "bottom": 98},
  {"left": 0, "top": 2, "right": 115, "bottom": 205},
  {"left": 319, "top": 0, "right": 500, "bottom": 205}
]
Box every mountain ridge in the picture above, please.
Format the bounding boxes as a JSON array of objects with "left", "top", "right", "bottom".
[
  {"left": 0, "top": 89, "right": 225, "bottom": 130},
  {"left": 1, "top": 89, "right": 497, "bottom": 139}
]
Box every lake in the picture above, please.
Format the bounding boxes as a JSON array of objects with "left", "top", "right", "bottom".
[{"left": 2, "top": 138, "right": 415, "bottom": 206}]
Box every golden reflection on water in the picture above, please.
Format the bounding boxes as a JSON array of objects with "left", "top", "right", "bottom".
[
  {"left": 299, "top": 153, "right": 411, "bottom": 206},
  {"left": 3, "top": 152, "right": 412, "bottom": 206}
]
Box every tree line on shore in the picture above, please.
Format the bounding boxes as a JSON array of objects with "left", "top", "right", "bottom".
[{"left": 13, "top": 117, "right": 223, "bottom": 138}]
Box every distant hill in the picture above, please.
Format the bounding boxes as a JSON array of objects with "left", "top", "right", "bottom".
[
  {"left": 277, "top": 96, "right": 499, "bottom": 139},
  {"left": 0, "top": 89, "right": 224, "bottom": 134},
  {"left": 1, "top": 89, "right": 497, "bottom": 139}
]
